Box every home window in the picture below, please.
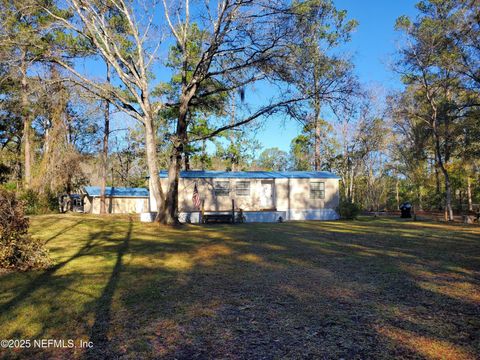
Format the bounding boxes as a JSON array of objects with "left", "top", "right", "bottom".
[
  {"left": 310, "top": 181, "right": 325, "bottom": 199},
  {"left": 72, "top": 198, "right": 83, "bottom": 207},
  {"left": 236, "top": 181, "right": 250, "bottom": 196},
  {"left": 214, "top": 181, "right": 230, "bottom": 196}
]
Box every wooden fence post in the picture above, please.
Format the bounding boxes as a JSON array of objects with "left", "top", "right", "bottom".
[
  {"left": 232, "top": 199, "right": 235, "bottom": 224},
  {"left": 201, "top": 199, "right": 205, "bottom": 224}
]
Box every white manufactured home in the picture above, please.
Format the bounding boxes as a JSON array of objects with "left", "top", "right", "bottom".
[{"left": 148, "top": 171, "right": 341, "bottom": 223}]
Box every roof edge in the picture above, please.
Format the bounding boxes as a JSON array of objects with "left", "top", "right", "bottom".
[{"left": 157, "top": 170, "right": 341, "bottom": 179}]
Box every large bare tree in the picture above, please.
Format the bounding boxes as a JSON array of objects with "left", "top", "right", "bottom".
[{"left": 44, "top": 0, "right": 166, "bottom": 213}]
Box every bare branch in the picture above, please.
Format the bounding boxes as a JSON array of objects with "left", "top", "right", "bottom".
[{"left": 191, "top": 95, "right": 308, "bottom": 142}]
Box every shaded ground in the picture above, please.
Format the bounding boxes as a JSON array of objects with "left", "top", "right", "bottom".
[
  {"left": 0, "top": 215, "right": 479, "bottom": 359},
  {"left": 364, "top": 211, "right": 479, "bottom": 224}
]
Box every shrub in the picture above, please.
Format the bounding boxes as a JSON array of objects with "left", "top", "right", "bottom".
[
  {"left": 338, "top": 200, "right": 361, "bottom": 220},
  {"left": 0, "top": 189, "right": 51, "bottom": 271},
  {"left": 0, "top": 181, "right": 17, "bottom": 192},
  {"left": 43, "top": 189, "right": 59, "bottom": 213},
  {"left": 19, "top": 189, "right": 58, "bottom": 215},
  {"left": 18, "top": 189, "right": 40, "bottom": 215}
]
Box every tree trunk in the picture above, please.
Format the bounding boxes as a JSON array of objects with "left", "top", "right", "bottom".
[
  {"left": 143, "top": 116, "right": 163, "bottom": 218},
  {"left": 438, "top": 161, "right": 453, "bottom": 221},
  {"left": 435, "top": 152, "right": 453, "bottom": 221},
  {"left": 342, "top": 133, "right": 349, "bottom": 200},
  {"left": 184, "top": 152, "right": 190, "bottom": 171},
  {"left": 395, "top": 176, "right": 400, "bottom": 210},
  {"left": 162, "top": 145, "right": 182, "bottom": 225},
  {"left": 160, "top": 96, "right": 190, "bottom": 225},
  {"left": 312, "top": 59, "right": 321, "bottom": 171},
  {"left": 314, "top": 119, "right": 321, "bottom": 171},
  {"left": 467, "top": 175, "right": 473, "bottom": 212},
  {"left": 431, "top": 106, "right": 453, "bottom": 221},
  {"left": 313, "top": 103, "right": 321, "bottom": 171},
  {"left": 435, "top": 161, "right": 440, "bottom": 195},
  {"left": 442, "top": 167, "right": 453, "bottom": 221},
  {"left": 100, "top": 63, "right": 111, "bottom": 214},
  {"left": 201, "top": 140, "right": 206, "bottom": 170},
  {"left": 14, "top": 142, "right": 22, "bottom": 189},
  {"left": 418, "top": 185, "right": 423, "bottom": 211},
  {"left": 184, "top": 111, "right": 191, "bottom": 171},
  {"left": 348, "top": 165, "right": 355, "bottom": 203},
  {"left": 458, "top": 190, "right": 463, "bottom": 211},
  {"left": 230, "top": 96, "right": 236, "bottom": 172},
  {"left": 20, "top": 53, "right": 32, "bottom": 189},
  {"left": 343, "top": 171, "right": 348, "bottom": 199},
  {"left": 22, "top": 116, "right": 32, "bottom": 189},
  {"left": 351, "top": 183, "right": 355, "bottom": 204}
]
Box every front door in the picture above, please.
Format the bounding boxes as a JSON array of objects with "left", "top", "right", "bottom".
[{"left": 261, "top": 181, "right": 274, "bottom": 209}]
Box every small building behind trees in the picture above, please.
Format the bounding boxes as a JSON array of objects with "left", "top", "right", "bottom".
[{"left": 82, "top": 186, "right": 149, "bottom": 214}]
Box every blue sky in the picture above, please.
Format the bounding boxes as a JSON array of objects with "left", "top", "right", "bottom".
[{"left": 256, "top": 0, "right": 419, "bottom": 152}]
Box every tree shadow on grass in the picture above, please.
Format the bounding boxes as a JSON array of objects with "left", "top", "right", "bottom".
[
  {"left": 84, "top": 218, "right": 132, "bottom": 359},
  {"left": 0, "top": 224, "right": 113, "bottom": 314},
  {"left": 107, "top": 220, "right": 479, "bottom": 359},
  {"left": 2, "top": 217, "right": 478, "bottom": 359},
  {"left": 43, "top": 219, "right": 85, "bottom": 244}
]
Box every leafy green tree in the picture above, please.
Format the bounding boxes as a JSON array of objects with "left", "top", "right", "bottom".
[
  {"left": 290, "top": 134, "right": 313, "bottom": 171},
  {"left": 289, "top": 120, "right": 337, "bottom": 171},
  {"left": 389, "top": 87, "right": 433, "bottom": 209},
  {"left": 155, "top": 23, "right": 229, "bottom": 172},
  {"left": 257, "top": 148, "right": 289, "bottom": 171},
  {"left": 215, "top": 129, "right": 260, "bottom": 171},
  {"left": 395, "top": 0, "right": 477, "bottom": 220},
  {"left": 288, "top": 0, "right": 358, "bottom": 170},
  {"left": 0, "top": 66, "right": 23, "bottom": 186},
  {"left": 0, "top": 0, "right": 73, "bottom": 189}
]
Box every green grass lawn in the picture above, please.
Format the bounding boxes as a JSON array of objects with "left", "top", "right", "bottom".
[{"left": 0, "top": 215, "right": 479, "bottom": 359}]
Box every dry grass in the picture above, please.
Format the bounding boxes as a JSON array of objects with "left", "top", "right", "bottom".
[{"left": 0, "top": 214, "right": 479, "bottom": 359}]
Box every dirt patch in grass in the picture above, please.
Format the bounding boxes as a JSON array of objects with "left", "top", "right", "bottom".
[{"left": 0, "top": 215, "right": 479, "bottom": 359}]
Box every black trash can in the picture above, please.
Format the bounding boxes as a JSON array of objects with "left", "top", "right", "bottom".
[{"left": 400, "top": 202, "right": 412, "bottom": 218}]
